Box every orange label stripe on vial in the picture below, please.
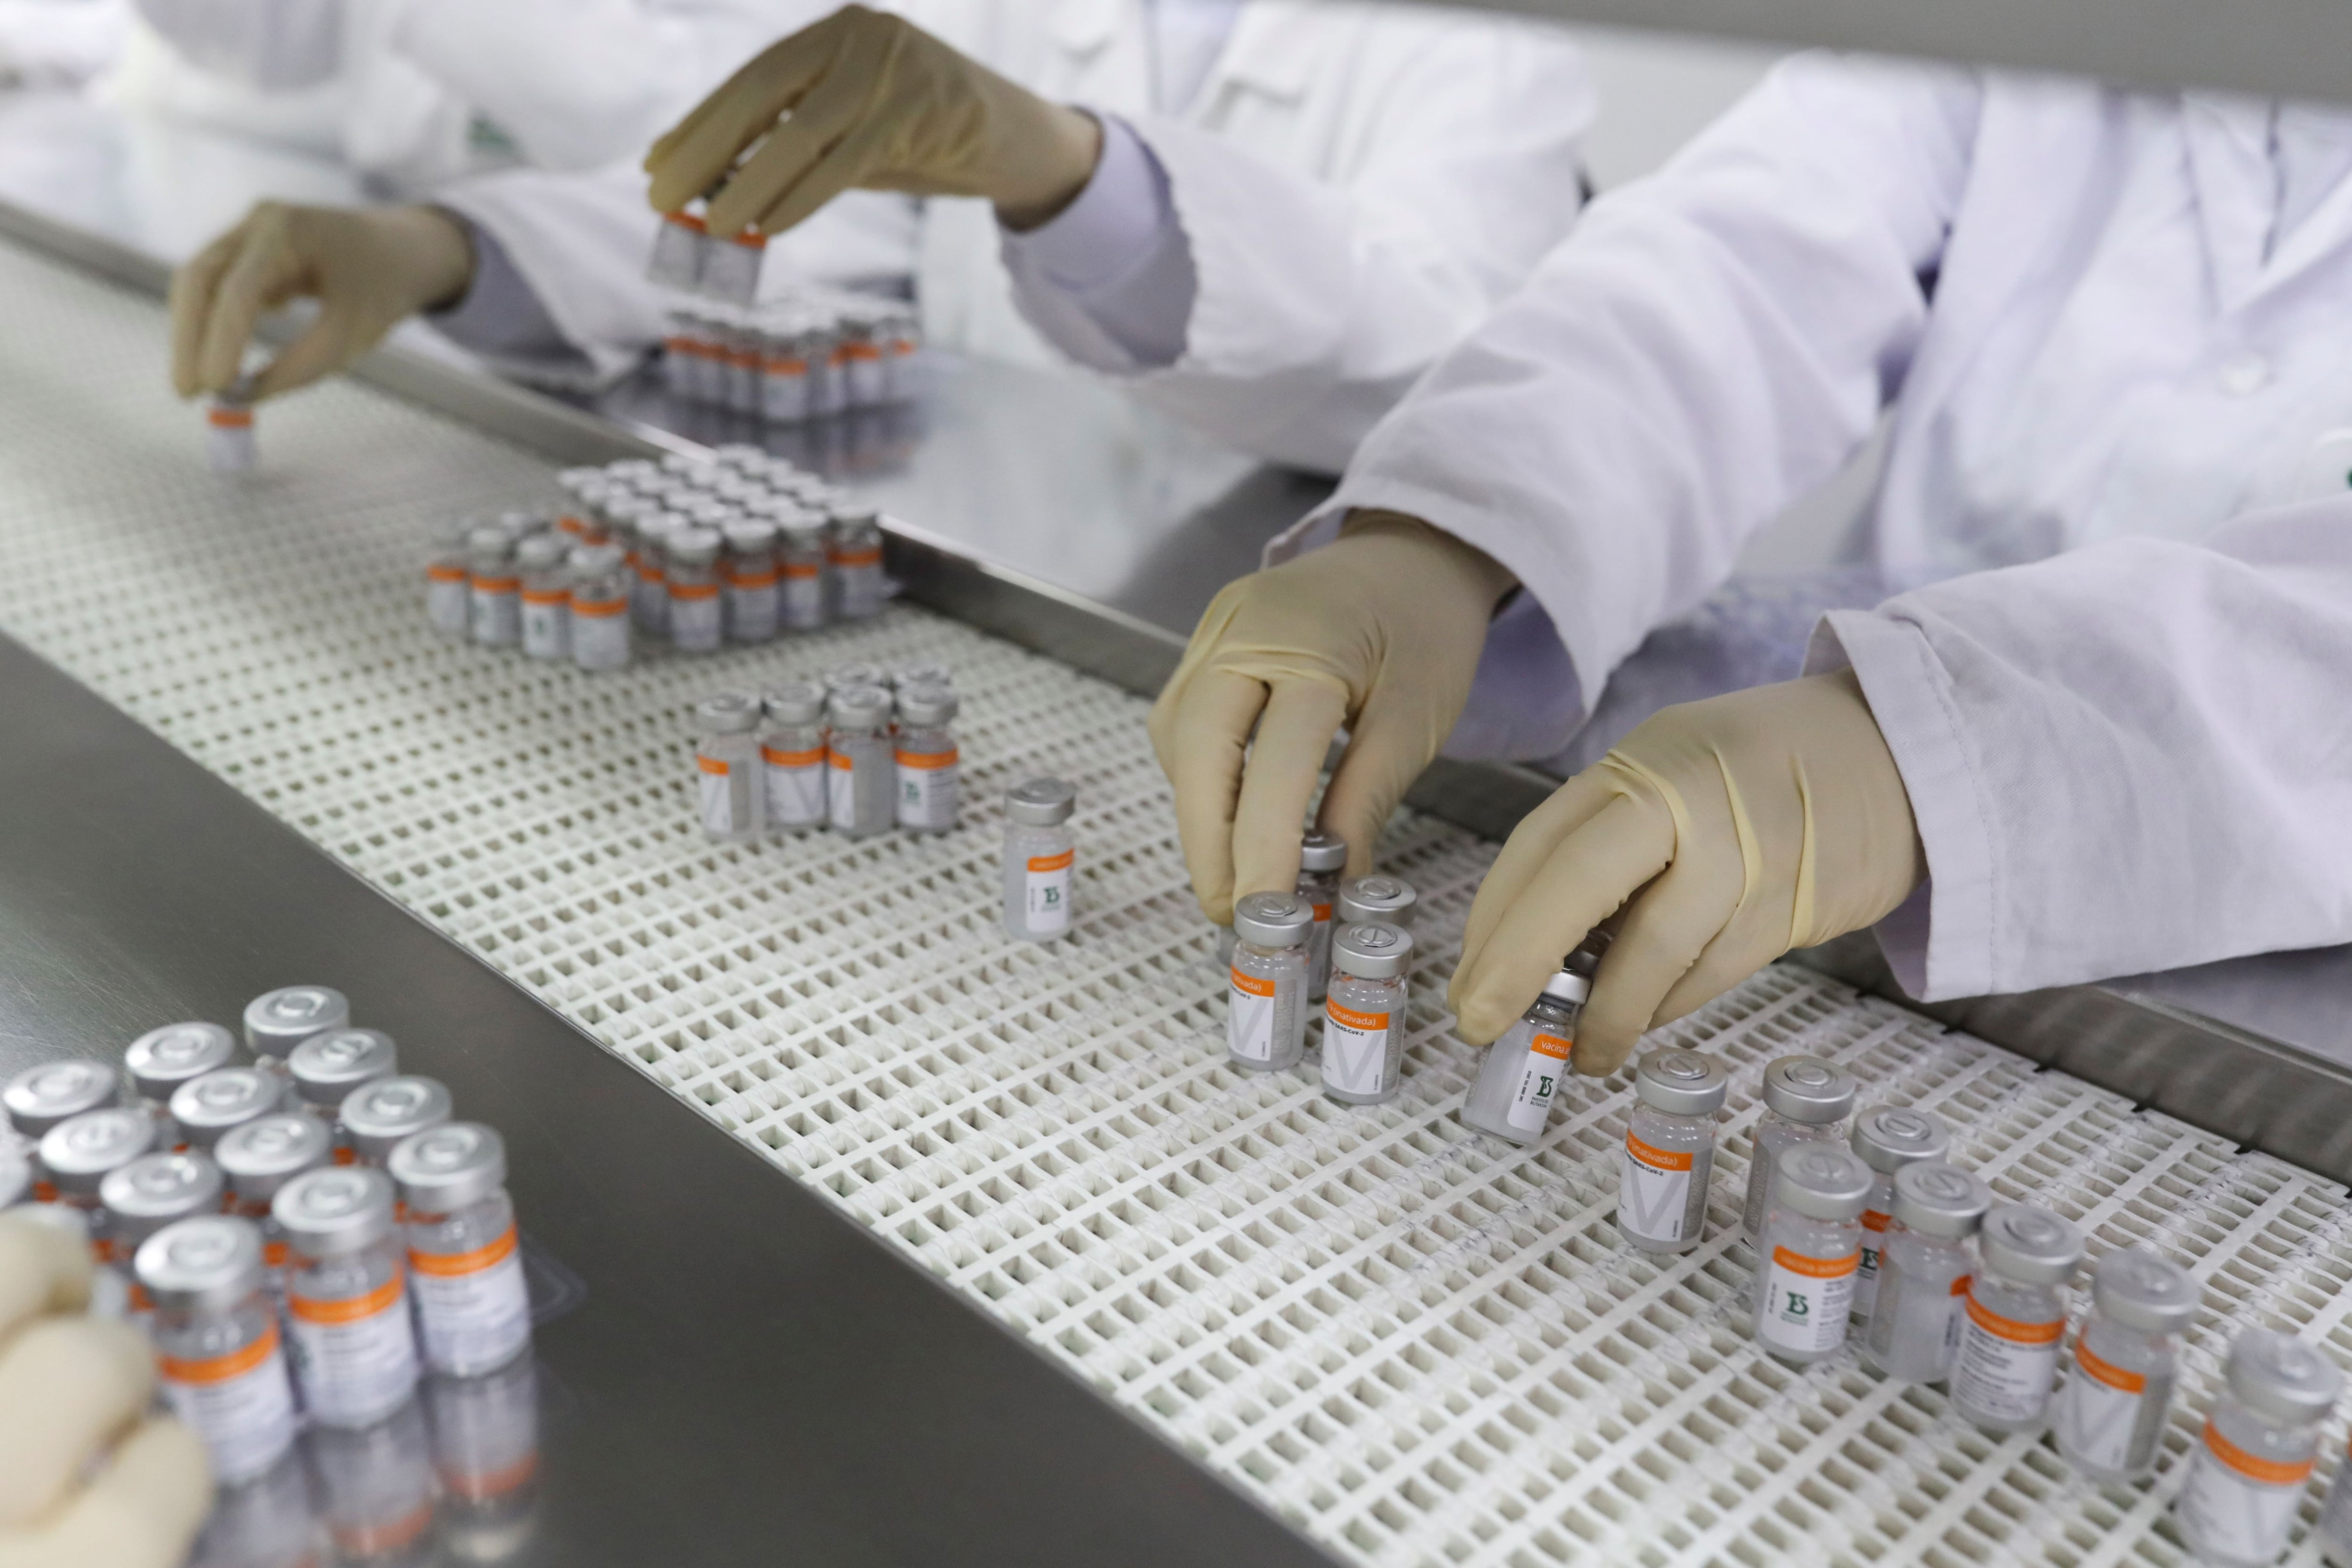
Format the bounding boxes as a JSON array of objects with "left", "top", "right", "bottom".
[
  {"left": 409, "top": 1225, "right": 517, "bottom": 1278},
  {"left": 1028, "top": 850, "right": 1073, "bottom": 874},
  {"left": 571, "top": 598, "right": 625, "bottom": 619},
  {"left": 696, "top": 756, "right": 729, "bottom": 776},
  {"left": 1625, "top": 1132, "right": 1693, "bottom": 1172},
  {"left": 1770, "top": 1246, "right": 1860, "bottom": 1280},
  {"left": 669, "top": 583, "right": 719, "bottom": 602},
  {"left": 207, "top": 407, "right": 254, "bottom": 430},
  {"left": 1528, "top": 1032, "right": 1572, "bottom": 1063},
  {"left": 1231, "top": 969, "right": 1277, "bottom": 999},
  {"left": 2076, "top": 1341, "right": 2147, "bottom": 1394},
  {"left": 426, "top": 565, "right": 467, "bottom": 584},
  {"left": 1963, "top": 1294, "right": 2064, "bottom": 1345},
  {"left": 831, "top": 548, "right": 884, "bottom": 568},
  {"left": 2202, "top": 1419, "right": 2315, "bottom": 1485},
  {"left": 763, "top": 745, "right": 825, "bottom": 767},
  {"left": 1326, "top": 1000, "right": 1388, "bottom": 1032},
  {"left": 290, "top": 1275, "right": 404, "bottom": 1325},
  {"left": 161, "top": 1320, "right": 281, "bottom": 1384},
  {"left": 895, "top": 748, "right": 959, "bottom": 769}
]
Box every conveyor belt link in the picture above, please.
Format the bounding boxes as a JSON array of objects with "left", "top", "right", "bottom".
[{"left": 1, "top": 239, "right": 2345, "bottom": 1567}]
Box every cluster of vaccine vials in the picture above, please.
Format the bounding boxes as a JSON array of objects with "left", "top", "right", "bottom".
[
  {"left": 0, "top": 986, "right": 537, "bottom": 1506},
  {"left": 425, "top": 446, "right": 886, "bottom": 670}
]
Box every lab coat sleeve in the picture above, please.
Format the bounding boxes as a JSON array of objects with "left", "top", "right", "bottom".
[
  {"left": 1300, "top": 55, "right": 1983, "bottom": 759},
  {"left": 1805, "top": 498, "right": 2352, "bottom": 1001}
]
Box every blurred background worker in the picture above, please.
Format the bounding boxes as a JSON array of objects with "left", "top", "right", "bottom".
[
  {"left": 167, "top": 0, "right": 1595, "bottom": 470},
  {"left": 1156, "top": 53, "right": 2352, "bottom": 1071},
  {"left": 0, "top": 1211, "right": 212, "bottom": 1568}
]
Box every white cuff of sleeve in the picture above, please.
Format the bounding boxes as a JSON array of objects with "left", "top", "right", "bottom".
[{"left": 1001, "top": 113, "right": 1194, "bottom": 370}]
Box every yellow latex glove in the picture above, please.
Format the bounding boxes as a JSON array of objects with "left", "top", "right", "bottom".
[
  {"left": 168, "top": 202, "right": 475, "bottom": 403},
  {"left": 1450, "top": 669, "right": 1924, "bottom": 1076},
  {"left": 0, "top": 1213, "right": 212, "bottom": 1568},
  {"left": 644, "top": 4, "right": 1104, "bottom": 238},
  {"left": 1149, "top": 511, "right": 1517, "bottom": 925}
]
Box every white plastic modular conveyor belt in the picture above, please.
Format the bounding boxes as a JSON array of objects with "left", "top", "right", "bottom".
[{"left": 3, "top": 238, "right": 2351, "bottom": 1568}]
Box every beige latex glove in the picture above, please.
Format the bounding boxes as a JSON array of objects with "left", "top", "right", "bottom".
[
  {"left": 1149, "top": 511, "right": 1517, "bottom": 925},
  {"left": 0, "top": 1214, "right": 212, "bottom": 1568},
  {"left": 1450, "top": 669, "right": 1924, "bottom": 1077},
  {"left": 644, "top": 4, "right": 1103, "bottom": 238},
  {"left": 168, "top": 202, "right": 476, "bottom": 403}
]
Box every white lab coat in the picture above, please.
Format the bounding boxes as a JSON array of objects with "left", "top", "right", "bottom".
[{"left": 1303, "top": 53, "right": 2352, "bottom": 997}]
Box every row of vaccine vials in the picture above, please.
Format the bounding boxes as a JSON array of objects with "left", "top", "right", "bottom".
[
  {"left": 0, "top": 986, "right": 534, "bottom": 1489},
  {"left": 661, "top": 297, "right": 920, "bottom": 422},
  {"left": 427, "top": 447, "right": 887, "bottom": 667},
  {"left": 697, "top": 663, "right": 958, "bottom": 839}
]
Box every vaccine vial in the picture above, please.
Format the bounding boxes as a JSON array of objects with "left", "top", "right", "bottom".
[
  {"left": 666, "top": 526, "right": 725, "bottom": 653},
  {"left": 2176, "top": 1330, "right": 2343, "bottom": 1568},
  {"left": 695, "top": 693, "right": 766, "bottom": 842},
  {"left": 631, "top": 515, "right": 673, "bottom": 636},
  {"left": 243, "top": 985, "right": 350, "bottom": 1082},
  {"left": 1228, "top": 892, "right": 1312, "bottom": 1074},
  {"left": 40, "top": 1108, "right": 157, "bottom": 1283},
  {"left": 2053, "top": 1246, "right": 2200, "bottom": 1482},
  {"left": 514, "top": 534, "right": 570, "bottom": 661},
  {"left": 288, "top": 1029, "right": 399, "bottom": 1162},
  {"left": 1616, "top": 1048, "right": 1730, "bottom": 1253},
  {"left": 126, "top": 1022, "right": 236, "bottom": 1151},
  {"left": 759, "top": 682, "right": 829, "bottom": 832},
  {"left": 824, "top": 661, "right": 891, "bottom": 696},
  {"left": 567, "top": 543, "right": 632, "bottom": 671},
  {"left": 1848, "top": 1107, "right": 1951, "bottom": 1321},
  {"left": 427, "top": 1354, "right": 541, "bottom": 1544},
  {"left": 647, "top": 208, "right": 708, "bottom": 289},
  {"left": 777, "top": 518, "right": 830, "bottom": 630},
  {"left": 309, "top": 1394, "right": 435, "bottom": 1564},
  {"left": 426, "top": 525, "right": 472, "bottom": 637},
  {"left": 824, "top": 686, "right": 896, "bottom": 839},
  {"left": 214, "top": 1114, "right": 333, "bottom": 1287},
  {"left": 101, "top": 1150, "right": 226, "bottom": 1317},
  {"left": 1336, "top": 874, "right": 1418, "bottom": 934},
  {"left": 893, "top": 684, "right": 961, "bottom": 833},
  {"left": 390, "top": 1123, "right": 532, "bottom": 1377},
  {"left": 1740, "top": 1056, "right": 1858, "bottom": 1242},
  {"left": 1321, "top": 922, "right": 1414, "bottom": 1103},
  {"left": 1459, "top": 936, "right": 1606, "bottom": 1145},
  {"left": 1003, "top": 778, "right": 1078, "bottom": 941},
  {"left": 1749, "top": 1144, "right": 1873, "bottom": 1364},
  {"left": 169, "top": 1068, "right": 283, "bottom": 1158},
  {"left": 1858, "top": 1160, "right": 1990, "bottom": 1382},
  {"left": 890, "top": 663, "right": 954, "bottom": 693},
  {"left": 721, "top": 520, "right": 781, "bottom": 644},
  {"left": 273, "top": 1165, "right": 420, "bottom": 1427},
  {"left": 467, "top": 527, "right": 521, "bottom": 648},
  {"left": 341, "top": 1077, "right": 454, "bottom": 1168},
  {"left": 136, "top": 1215, "right": 299, "bottom": 1483},
  {"left": 1950, "top": 1203, "right": 2083, "bottom": 1432},
  {"left": 7, "top": 1059, "right": 120, "bottom": 1197},
  {"left": 828, "top": 505, "right": 886, "bottom": 619},
  {"left": 1296, "top": 831, "right": 1348, "bottom": 1002},
  {"left": 206, "top": 390, "right": 258, "bottom": 474},
  {"left": 703, "top": 226, "right": 766, "bottom": 304}
]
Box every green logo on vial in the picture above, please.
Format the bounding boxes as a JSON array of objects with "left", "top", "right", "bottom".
[
  {"left": 1782, "top": 1290, "right": 1809, "bottom": 1319},
  {"left": 1534, "top": 1074, "right": 1556, "bottom": 1103}
]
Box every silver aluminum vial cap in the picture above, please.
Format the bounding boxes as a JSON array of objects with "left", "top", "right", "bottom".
[
  {"left": 1233, "top": 892, "right": 1313, "bottom": 949},
  {"left": 39, "top": 1109, "right": 157, "bottom": 1195},
  {"left": 1298, "top": 831, "right": 1347, "bottom": 873},
  {"left": 516, "top": 534, "right": 567, "bottom": 571},
  {"left": 1006, "top": 777, "right": 1076, "bottom": 827},
  {"left": 2224, "top": 1329, "right": 2344, "bottom": 1425},
  {"left": 890, "top": 663, "right": 953, "bottom": 690},
  {"left": 824, "top": 662, "right": 890, "bottom": 692},
  {"left": 1889, "top": 1161, "right": 1991, "bottom": 1238},
  {"left": 1331, "top": 922, "right": 1413, "bottom": 982},
  {"left": 289, "top": 1029, "right": 400, "bottom": 1108},
  {"left": 214, "top": 1115, "right": 333, "bottom": 1201},
  {"left": 668, "top": 526, "right": 722, "bottom": 566},
  {"left": 5, "top": 1059, "right": 118, "bottom": 1136},
  {"left": 830, "top": 501, "right": 881, "bottom": 528},
  {"left": 1849, "top": 1107, "right": 1950, "bottom": 1172},
  {"left": 723, "top": 520, "right": 778, "bottom": 551},
  {"left": 101, "top": 1151, "right": 225, "bottom": 1243},
  {"left": 696, "top": 692, "right": 761, "bottom": 736},
  {"left": 1632, "top": 1049, "right": 1729, "bottom": 1117},
  {"left": 388, "top": 1123, "right": 508, "bottom": 1214},
  {"left": 466, "top": 526, "right": 513, "bottom": 565},
  {"left": 135, "top": 1215, "right": 264, "bottom": 1315},
  {"left": 273, "top": 1166, "right": 397, "bottom": 1256},
  {"left": 1761, "top": 1057, "right": 1856, "bottom": 1125},
  {"left": 169, "top": 1069, "right": 283, "bottom": 1146},
  {"left": 341, "top": 1077, "right": 453, "bottom": 1162},
  {"left": 2092, "top": 1246, "right": 2201, "bottom": 1335},
  {"left": 242, "top": 986, "right": 350, "bottom": 1060},
  {"left": 1978, "top": 1204, "right": 2084, "bottom": 1286},
  {"left": 1336, "top": 876, "right": 1418, "bottom": 927},
  {"left": 1771, "top": 1144, "right": 1874, "bottom": 1222},
  {"left": 1536, "top": 959, "right": 1593, "bottom": 1008},
  {"left": 896, "top": 684, "right": 958, "bottom": 728},
  {"left": 124, "top": 1023, "right": 236, "bottom": 1101},
  {"left": 761, "top": 681, "right": 828, "bottom": 727},
  {"left": 826, "top": 685, "right": 891, "bottom": 734},
  {"left": 570, "top": 543, "right": 624, "bottom": 577}
]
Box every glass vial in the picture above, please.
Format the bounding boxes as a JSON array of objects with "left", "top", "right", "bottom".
[
  {"left": 273, "top": 1166, "right": 420, "bottom": 1427},
  {"left": 390, "top": 1122, "right": 532, "bottom": 1377},
  {"left": 1859, "top": 1160, "right": 1990, "bottom": 1382},
  {"left": 894, "top": 684, "right": 961, "bottom": 833},
  {"left": 340, "top": 1077, "right": 454, "bottom": 1168},
  {"left": 1459, "top": 935, "right": 1606, "bottom": 1145},
  {"left": 467, "top": 527, "right": 520, "bottom": 648},
  {"left": 137, "top": 1215, "right": 299, "bottom": 1483},
  {"left": 1740, "top": 1056, "right": 1858, "bottom": 1242},
  {"left": 630, "top": 514, "right": 674, "bottom": 637},
  {"left": 516, "top": 534, "right": 571, "bottom": 661},
  {"left": 41, "top": 1109, "right": 158, "bottom": 1283},
  {"left": 243, "top": 985, "right": 350, "bottom": 1082},
  {"left": 828, "top": 505, "right": 885, "bottom": 619},
  {"left": 1750, "top": 1144, "right": 1872, "bottom": 1364},
  {"left": 1003, "top": 778, "right": 1078, "bottom": 941},
  {"left": 2053, "top": 1246, "right": 2199, "bottom": 1482},
  {"left": 777, "top": 518, "right": 830, "bottom": 630},
  {"left": 214, "top": 1114, "right": 333, "bottom": 1291},
  {"left": 1848, "top": 1106, "right": 1951, "bottom": 1322},
  {"left": 426, "top": 525, "right": 471, "bottom": 637},
  {"left": 722, "top": 519, "right": 781, "bottom": 644},
  {"left": 567, "top": 543, "right": 632, "bottom": 671},
  {"left": 695, "top": 692, "right": 765, "bottom": 842},
  {"left": 287, "top": 1029, "right": 399, "bottom": 1163},
  {"left": 125, "top": 1023, "right": 234, "bottom": 1151},
  {"left": 1295, "top": 831, "right": 1347, "bottom": 1002},
  {"left": 1320, "top": 922, "right": 1414, "bottom": 1104},
  {"left": 1950, "top": 1203, "right": 2083, "bottom": 1433},
  {"left": 2176, "top": 1330, "right": 2342, "bottom": 1568},
  {"left": 207, "top": 390, "right": 257, "bottom": 473},
  {"left": 1228, "top": 892, "right": 1312, "bottom": 1074},
  {"left": 666, "top": 526, "right": 725, "bottom": 653},
  {"left": 6, "top": 1059, "right": 119, "bottom": 1196},
  {"left": 101, "top": 1149, "right": 225, "bottom": 1318},
  {"left": 169, "top": 1068, "right": 283, "bottom": 1158},
  {"left": 1336, "top": 875, "right": 1417, "bottom": 934},
  {"left": 825, "top": 686, "right": 897, "bottom": 839},
  {"left": 1617, "top": 1048, "right": 1730, "bottom": 1253},
  {"left": 759, "top": 681, "right": 830, "bottom": 833}
]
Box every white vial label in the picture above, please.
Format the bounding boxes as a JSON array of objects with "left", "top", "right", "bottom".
[
  {"left": 159, "top": 1324, "right": 296, "bottom": 1483},
  {"left": 834, "top": 552, "right": 884, "bottom": 618},
  {"left": 1230, "top": 969, "right": 1278, "bottom": 1064},
  {"left": 1320, "top": 1000, "right": 1391, "bottom": 1094},
  {"left": 827, "top": 752, "right": 860, "bottom": 832},
  {"left": 1505, "top": 1032, "right": 1573, "bottom": 1134},
  {"left": 1025, "top": 850, "right": 1073, "bottom": 935},
  {"left": 763, "top": 744, "right": 827, "bottom": 827},
  {"left": 427, "top": 568, "right": 469, "bottom": 635},
  {"left": 2176, "top": 1420, "right": 2312, "bottom": 1562},
  {"left": 1854, "top": 1208, "right": 1891, "bottom": 1319},
  {"left": 288, "top": 1275, "right": 418, "bottom": 1425},
  {"left": 670, "top": 588, "right": 721, "bottom": 651},
  {"left": 469, "top": 583, "right": 519, "bottom": 645},
  {"left": 520, "top": 593, "right": 568, "bottom": 658},
  {"left": 570, "top": 603, "right": 629, "bottom": 670},
  {"left": 781, "top": 564, "right": 825, "bottom": 627},
  {"left": 2055, "top": 1340, "right": 2151, "bottom": 1474},
  {"left": 698, "top": 756, "right": 743, "bottom": 836},
  {"left": 410, "top": 1226, "right": 531, "bottom": 1375},
  {"left": 726, "top": 578, "right": 779, "bottom": 642},
  {"left": 896, "top": 749, "right": 960, "bottom": 830},
  {"left": 1951, "top": 1292, "right": 2063, "bottom": 1423},
  {"left": 1758, "top": 1246, "right": 1858, "bottom": 1354},
  {"left": 1619, "top": 1131, "right": 1697, "bottom": 1244}
]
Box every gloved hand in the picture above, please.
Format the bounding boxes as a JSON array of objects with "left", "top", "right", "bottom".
[
  {"left": 0, "top": 1213, "right": 212, "bottom": 1568},
  {"left": 169, "top": 201, "right": 476, "bottom": 403},
  {"left": 1449, "top": 669, "right": 1924, "bottom": 1076},
  {"left": 644, "top": 4, "right": 1104, "bottom": 238},
  {"left": 1149, "top": 511, "right": 1517, "bottom": 925}
]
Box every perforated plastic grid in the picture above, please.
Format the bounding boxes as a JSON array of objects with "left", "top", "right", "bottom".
[{"left": 4, "top": 238, "right": 2350, "bottom": 1568}]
